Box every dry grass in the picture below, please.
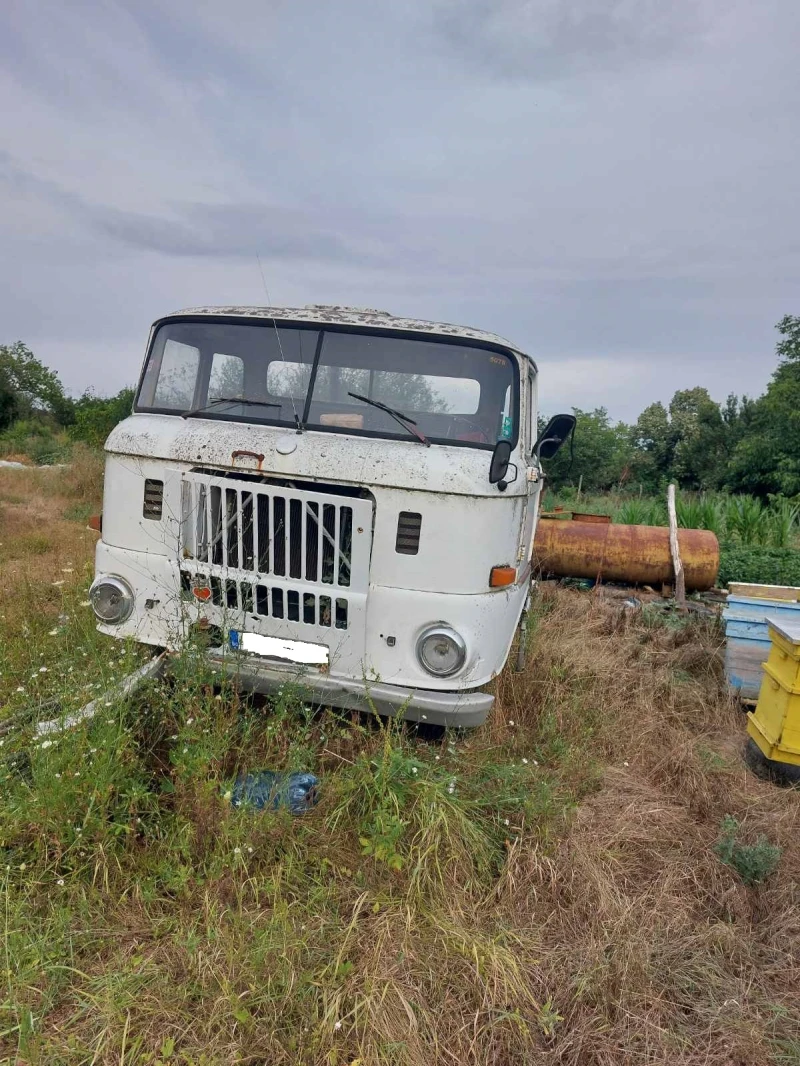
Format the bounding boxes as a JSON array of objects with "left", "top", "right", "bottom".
[{"left": 1, "top": 464, "right": 799, "bottom": 1065}]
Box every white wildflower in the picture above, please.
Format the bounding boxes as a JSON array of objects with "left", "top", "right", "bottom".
[
  {"left": 504, "top": 818, "right": 510, "bottom": 826},
  {"left": 522, "top": 758, "right": 528, "bottom": 765},
  {"left": 247, "top": 846, "right": 253, "bottom": 854},
  {"left": 233, "top": 846, "right": 241, "bottom": 854},
  {"left": 40, "top": 740, "right": 53, "bottom": 750},
  {"left": 334, "top": 1021, "right": 342, "bottom": 1031},
  {"left": 186, "top": 717, "right": 194, "bottom": 726},
  {"left": 80, "top": 600, "right": 91, "bottom": 607},
  {"left": 49, "top": 628, "right": 59, "bottom": 636},
  {"left": 411, "top": 766, "right": 418, "bottom": 774},
  {"left": 57, "top": 878, "right": 64, "bottom": 886},
  {"left": 508, "top": 720, "right": 515, "bottom": 726},
  {"left": 623, "top": 761, "right": 629, "bottom": 767},
  {"left": 15, "top": 686, "right": 25, "bottom": 693},
  {"left": 39, "top": 666, "right": 48, "bottom": 673}
]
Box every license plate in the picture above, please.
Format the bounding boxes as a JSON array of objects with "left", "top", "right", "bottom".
[{"left": 229, "top": 630, "right": 329, "bottom": 665}]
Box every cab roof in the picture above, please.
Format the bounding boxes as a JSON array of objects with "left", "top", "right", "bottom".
[{"left": 167, "top": 305, "right": 534, "bottom": 364}]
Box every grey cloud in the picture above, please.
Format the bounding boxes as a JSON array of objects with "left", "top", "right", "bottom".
[
  {"left": 0, "top": 155, "right": 378, "bottom": 263},
  {"left": 1, "top": 0, "right": 799, "bottom": 422},
  {"left": 431, "top": 0, "right": 706, "bottom": 80}
]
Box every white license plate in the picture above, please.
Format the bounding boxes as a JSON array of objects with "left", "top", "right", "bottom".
[{"left": 229, "top": 630, "right": 329, "bottom": 665}]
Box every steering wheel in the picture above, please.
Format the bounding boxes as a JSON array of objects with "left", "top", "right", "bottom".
[{"left": 448, "top": 414, "right": 489, "bottom": 442}]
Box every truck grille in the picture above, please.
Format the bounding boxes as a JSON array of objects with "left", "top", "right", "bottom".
[
  {"left": 180, "top": 473, "right": 373, "bottom": 637},
  {"left": 192, "top": 484, "right": 353, "bottom": 585}
]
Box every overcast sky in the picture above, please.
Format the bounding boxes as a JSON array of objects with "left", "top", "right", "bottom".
[{"left": 2, "top": 0, "right": 798, "bottom": 421}]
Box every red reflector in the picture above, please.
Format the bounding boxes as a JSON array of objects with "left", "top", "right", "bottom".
[
  {"left": 490, "top": 565, "right": 517, "bottom": 588},
  {"left": 192, "top": 586, "right": 212, "bottom": 602},
  {"left": 87, "top": 515, "right": 102, "bottom": 533}
]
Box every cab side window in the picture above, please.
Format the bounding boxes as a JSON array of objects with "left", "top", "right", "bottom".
[{"left": 527, "top": 370, "right": 537, "bottom": 458}]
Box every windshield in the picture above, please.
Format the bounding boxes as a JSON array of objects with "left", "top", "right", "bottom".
[{"left": 136, "top": 320, "right": 518, "bottom": 448}]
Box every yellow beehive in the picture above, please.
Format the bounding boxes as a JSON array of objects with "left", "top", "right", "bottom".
[{"left": 747, "top": 618, "right": 800, "bottom": 767}]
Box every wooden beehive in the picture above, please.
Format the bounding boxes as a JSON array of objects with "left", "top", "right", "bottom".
[
  {"left": 723, "top": 584, "right": 800, "bottom": 700},
  {"left": 747, "top": 618, "right": 800, "bottom": 767}
]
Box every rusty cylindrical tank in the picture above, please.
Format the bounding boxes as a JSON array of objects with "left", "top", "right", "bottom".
[{"left": 533, "top": 518, "right": 719, "bottom": 591}]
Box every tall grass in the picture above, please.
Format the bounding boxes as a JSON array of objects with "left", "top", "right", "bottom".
[{"left": 2, "top": 468, "right": 800, "bottom": 1063}]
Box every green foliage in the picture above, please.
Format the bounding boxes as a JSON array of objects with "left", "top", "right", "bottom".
[
  {"left": 725, "top": 494, "right": 769, "bottom": 546},
  {"left": 615, "top": 497, "right": 667, "bottom": 526},
  {"left": 69, "top": 387, "right": 135, "bottom": 446},
  {"left": 727, "top": 316, "right": 800, "bottom": 497},
  {"left": 0, "top": 364, "right": 18, "bottom": 431},
  {"left": 0, "top": 341, "right": 73, "bottom": 424},
  {"left": 539, "top": 407, "right": 631, "bottom": 491},
  {"left": 715, "top": 815, "right": 782, "bottom": 886},
  {"left": 717, "top": 543, "right": 800, "bottom": 587},
  {"left": 768, "top": 497, "right": 800, "bottom": 549}
]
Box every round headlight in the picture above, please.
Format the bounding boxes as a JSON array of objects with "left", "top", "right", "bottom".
[
  {"left": 416, "top": 624, "right": 467, "bottom": 677},
  {"left": 89, "top": 576, "right": 134, "bottom": 625}
]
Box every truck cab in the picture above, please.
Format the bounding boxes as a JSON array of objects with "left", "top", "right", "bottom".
[{"left": 90, "top": 305, "right": 557, "bottom": 727}]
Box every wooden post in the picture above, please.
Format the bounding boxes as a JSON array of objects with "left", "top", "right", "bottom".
[
  {"left": 576, "top": 474, "right": 583, "bottom": 501},
  {"left": 667, "top": 483, "right": 686, "bottom": 607}
]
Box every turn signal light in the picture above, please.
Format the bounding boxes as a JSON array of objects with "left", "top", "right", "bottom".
[{"left": 490, "top": 565, "right": 516, "bottom": 588}]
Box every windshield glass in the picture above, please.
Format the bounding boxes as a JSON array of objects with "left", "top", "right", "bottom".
[{"left": 137, "top": 320, "right": 518, "bottom": 448}]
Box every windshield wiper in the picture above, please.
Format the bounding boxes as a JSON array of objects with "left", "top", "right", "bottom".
[
  {"left": 182, "top": 397, "right": 282, "bottom": 420},
  {"left": 347, "top": 392, "right": 430, "bottom": 446}
]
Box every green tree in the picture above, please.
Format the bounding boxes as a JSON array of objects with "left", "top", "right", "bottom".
[
  {"left": 0, "top": 364, "right": 17, "bottom": 431},
  {"left": 69, "top": 387, "right": 135, "bottom": 446},
  {"left": 630, "top": 401, "right": 672, "bottom": 489},
  {"left": 0, "top": 341, "right": 74, "bottom": 424},
  {"left": 669, "top": 387, "right": 730, "bottom": 489},
  {"left": 630, "top": 388, "right": 736, "bottom": 490},
  {"left": 727, "top": 316, "right": 800, "bottom": 496},
  {"left": 540, "top": 407, "right": 632, "bottom": 491}
]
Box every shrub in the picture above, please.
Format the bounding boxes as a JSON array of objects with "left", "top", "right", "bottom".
[
  {"left": 717, "top": 543, "right": 800, "bottom": 587},
  {"left": 715, "top": 815, "right": 782, "bottom": 885}
]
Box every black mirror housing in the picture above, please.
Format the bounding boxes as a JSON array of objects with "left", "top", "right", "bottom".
[
  {"left": 534, "top": 413, "right": 576, "bottom": 460},
  {"left": 489, "top": 439, "right": 512, "bottom": 484}
]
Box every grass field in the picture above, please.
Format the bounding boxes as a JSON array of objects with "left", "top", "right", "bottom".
[{"left": 1, "top": 460, "right": 800, "bottom": 1065}]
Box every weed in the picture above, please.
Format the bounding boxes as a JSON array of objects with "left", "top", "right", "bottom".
[
  {"left": 2, "top": 475, "right": 800, "bottom": 1064},
  {"left": 715, "top": 814, "right": 782, "bottom": 885}
]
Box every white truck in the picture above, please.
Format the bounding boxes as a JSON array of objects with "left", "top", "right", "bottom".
[{"left": 90, "top": 305, "right": 573, "bottom": 727}]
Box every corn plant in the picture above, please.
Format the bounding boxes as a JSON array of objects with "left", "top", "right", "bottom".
[
  {"left": 725, "top": 495, "right": 770, "bottom": 546},
  {"left": 767, "top": 497, "right": 800, "bottom": 549},
  {"left": 676, "top": 493, "right": 724, "bottom": 535}
]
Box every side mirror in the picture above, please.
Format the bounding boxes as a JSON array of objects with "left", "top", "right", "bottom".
[
  {"left": 534, "top": 413, "right": 576, "bottom": 460},
  {"left": 489, "top": 439, "right": 512, "bottom": 484}
]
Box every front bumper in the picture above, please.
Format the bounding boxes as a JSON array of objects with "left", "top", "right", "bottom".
[{"left": 207, "top": 649, "right": 494, "bottom": 727}]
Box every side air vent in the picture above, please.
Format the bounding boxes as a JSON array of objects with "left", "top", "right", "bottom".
[
  {"left": 395, "top": 511, "right": 422, "bottom": 555},
  {"left": 143, "top": 479, "right": 164, "bottom": 519}
]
